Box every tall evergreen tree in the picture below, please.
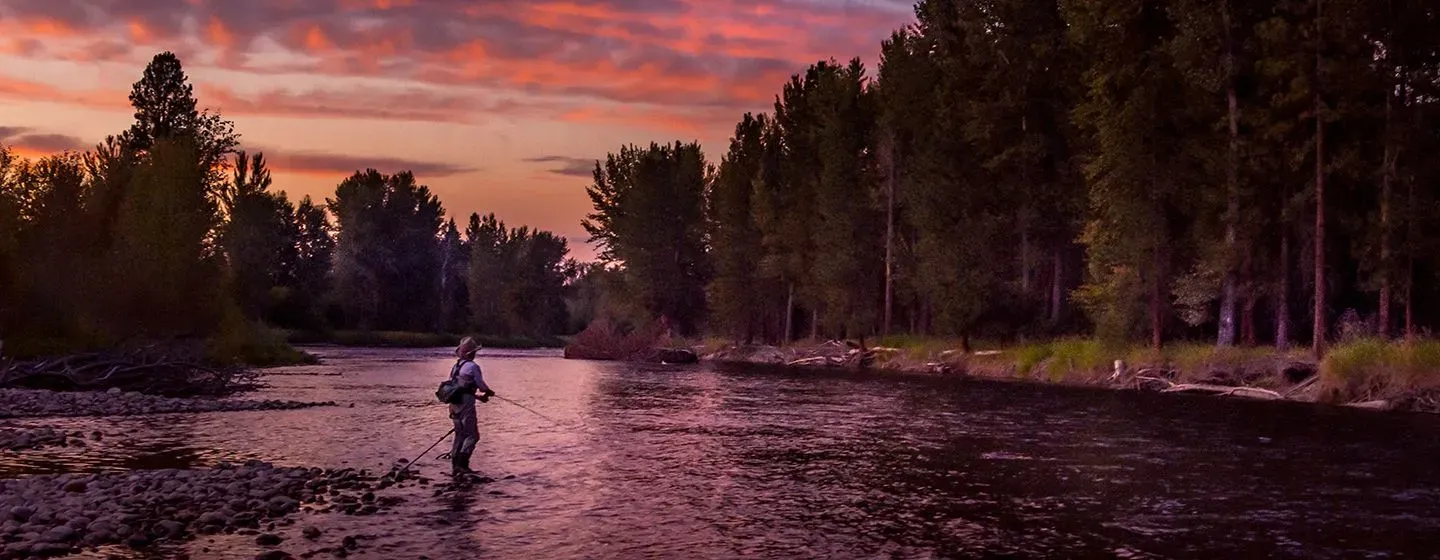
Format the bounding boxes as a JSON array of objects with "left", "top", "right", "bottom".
[
  {"left": 706, "top": 113, "right": 767, "bottom": 342},
  {"left": 583, "top": 142, "right": 710, "bottom": 335},
  {"left": 221, "top": 151, "right": 297, "bottom": 319},
  {"left": 1064, "top": 0, "right": 1197, "bottom": 349},
  {"left": 810, "top": 58, "right": 881, "bottom": 339}
]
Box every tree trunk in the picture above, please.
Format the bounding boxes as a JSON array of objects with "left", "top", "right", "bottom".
[
  {"left": 1312, "top": 0, "right": 1327, "bottom": 359},
  {"left": 810, "top": 308, "right": 819, "bottom": 341},
  {"left": 1049, "top": 248, "right": 1063, "bottom": 325},
  {"left": 1405, "top": 143, "right": 1417, "bottom": 343},
  {"left": 1405, "top": 256, "right": 1415, "bottom": 343},
  {"left": 1378, "top": 49, "right": 1395, "bottom": 339},
  {"left": 783, "top": 283, "right": 794, "bottom": 346},
  {"left": 1021, "top": 229, "right": 1032, "bottom": 294},
  {"left": 1242, "top": 253, "right": 1256, "bottom": 346},
  {"left": 883, "top": 141, "right": 895, "bottom": 335},
  {"left": 1151, "top": 247, "right": 1163, "bottom": 352},
  {"left": 1277, "top": 230, "right": 1291, "bottom": 351},
  {"left": 1217, "top": 0, "right": 1240, "bottom": 348}
]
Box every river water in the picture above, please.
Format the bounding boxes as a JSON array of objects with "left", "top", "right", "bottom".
[{"left": 3, "top": 346, "right": 1440, "bottom": 559}]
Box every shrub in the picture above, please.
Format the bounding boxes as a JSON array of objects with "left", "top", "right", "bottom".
[{"left": 1319, "top": 339, "right": 1440, "bottom": 403}]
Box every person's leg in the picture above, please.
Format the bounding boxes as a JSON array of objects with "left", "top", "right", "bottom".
[
  {"left": 449, "top": 407, "right": 465, "bottom": 472},
  {"left": 455, "top": 404, "right": 479, "bottom": 474}
]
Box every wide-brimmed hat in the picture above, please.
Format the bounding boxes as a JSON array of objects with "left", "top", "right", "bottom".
[{"left": 455, "top": 336, "right": 480, "bottom": 358}]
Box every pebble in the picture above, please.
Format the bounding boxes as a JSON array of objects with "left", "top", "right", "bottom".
[
  {"left": 0, "top": 426, "right": 76, "bottom": 452},
  {"left": 0, "top": 462, "right": 408, "bottom": 560},
  {"left": 0, "top": 388, "right": 335, "bottom": 420}
]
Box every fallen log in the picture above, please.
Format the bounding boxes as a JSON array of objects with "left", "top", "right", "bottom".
[
  {"left": 1161, "top": 383, "right": 1284, "bottom": 400},
  {"left": 0, "top": 347, "right": 256, "bottom": 397}
]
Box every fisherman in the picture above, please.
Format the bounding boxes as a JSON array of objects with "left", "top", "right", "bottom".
[{"left": 447, "top": 336, "right": 495, "bottom": 476}]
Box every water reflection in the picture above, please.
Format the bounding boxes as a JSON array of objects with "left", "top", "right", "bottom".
[{"left": 5, "top": 347, "right": 1440, "bottom": 558}]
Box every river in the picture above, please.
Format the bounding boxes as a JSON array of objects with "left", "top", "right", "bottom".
[{"left": 3, "top": 346, "right": 1440, "bottom": 559}]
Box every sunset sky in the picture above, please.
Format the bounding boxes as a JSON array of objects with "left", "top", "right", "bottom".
[{"left": 0, "top": 0, "right": 915, "bottom": 260}]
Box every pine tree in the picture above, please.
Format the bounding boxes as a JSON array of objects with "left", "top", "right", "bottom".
[
  {"left": 1064, "top": 0, "right": 1196, "bottom": 349},
  {"left": 583, "top": 142, "right": 710, "bottom": 335},
  {"left": 706, "top": 113, "right": 767, "bottom": 342}
]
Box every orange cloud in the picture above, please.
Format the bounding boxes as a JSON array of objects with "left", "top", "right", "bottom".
[
  {"left": 0, "top": 0, "right": 913, "bottom": 136},
  {"left": 127, "top": 19, "right": 152, "bottom": 42},
  {"left": 22, "top": 17, "right": 76, "bottom": 38},
  {"left": 0, "top": 77, "right": 128, "bottom": 110},
  {"left": 206, "top": 16, "right": 235, "bottom": 48}
]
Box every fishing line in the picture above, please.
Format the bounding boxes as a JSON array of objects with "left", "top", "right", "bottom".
[{"left": 492, "top": 394, "right": 570, "bottom": 426}]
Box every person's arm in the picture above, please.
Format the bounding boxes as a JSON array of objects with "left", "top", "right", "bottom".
[{"left": 463, "top": 362, "right": 493, "bottom": 395}]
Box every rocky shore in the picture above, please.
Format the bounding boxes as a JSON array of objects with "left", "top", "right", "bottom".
[
  {"left": 0, "top": 426, "right": 85, "bottom": 452},
  {"left": 0, "top": 460, "right": 440, "bottom": 559},
  {"left": 0, "top": 388, "right": 335, "bottom": 420}
]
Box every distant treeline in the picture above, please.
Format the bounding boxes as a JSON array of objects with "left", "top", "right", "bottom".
[
  {"left": 581, "top": 0, "right": 1440, "bottom": 354},
  {"left": 0, "top": 52, "right": 578, "bottom": 359}
]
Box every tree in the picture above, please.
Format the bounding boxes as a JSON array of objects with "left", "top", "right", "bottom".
[
  {"left": 438, "top": 218, "right": 468, "bottom": 333},
  {"left": 285, "top": 196, "right": 334, "bottom": 330},
  {"left": 706, "top": 113, "right": 767, "bottom": 342},
  {"left": 110, "top": 137, "right": 226, "bottom": 337},
  {"left": 328, "top": 170, "right": 444, "bottom": 331},
  {"left": 583, "top": 142, "right": 710, "bottom": 335},
  {"left": 1065, "top": 0, "right": 1198, "bottom": 349},
  {"left": 467, "top": 212, "right": 507, "bottom": 333},
  {"left": 124, "top": 51, "right": 238, "bottom": 184},
  {"left": 809, "top": 58, "right": 881, "bottom": 340},
  {"left": 221, "top": 151, "right": 297, "bottom": 318}
]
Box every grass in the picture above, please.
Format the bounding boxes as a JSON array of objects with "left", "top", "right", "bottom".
[
  {"left": 276, "top": 329, "right": 566, "bottom": 349},
  {"left": 859, "top": 336, "right": 1319, "bottom": 388},
  {"left": 1318, "top": 339, "right": 1440, "bottom": 403}
]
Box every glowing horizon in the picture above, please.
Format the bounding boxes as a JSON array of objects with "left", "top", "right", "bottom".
[{"left": 0, "top": 0, "right": 914, "bottom": 260}]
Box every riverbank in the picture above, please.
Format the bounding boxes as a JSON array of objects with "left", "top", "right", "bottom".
[
  {"left": 701, "top": 338, "right": 1440, "bottom": 414},
  {"left": 277, "top": 329, "right": 566, "bottom": 350},
  {"left": 0, "top": 460, "right": 435, "bottom": 559}
]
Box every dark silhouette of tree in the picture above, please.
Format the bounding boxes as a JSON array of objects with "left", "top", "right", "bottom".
[
  {"left": 583, "top": 142, "right": 710, "bottom": 336},
  {"left": 328, "top": 170, "right": 444, "bottom": 331},
  {"left": 221, "top": 151, "right": 297, "bottom": 319}
]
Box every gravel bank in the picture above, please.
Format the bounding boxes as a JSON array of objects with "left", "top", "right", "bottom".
[
  {"left": 0, "top": 460, "right": 431, "bottom": 559},
  {"left": 0, "top": 389, "right": 335, "bottom": 420},
  {"left": 0, "top": 426, "right": 86, "bottom": 452}
]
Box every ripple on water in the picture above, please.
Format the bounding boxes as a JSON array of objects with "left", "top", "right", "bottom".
[{"left": 3, "top": 347, "right": 1440, "bottom": 558}]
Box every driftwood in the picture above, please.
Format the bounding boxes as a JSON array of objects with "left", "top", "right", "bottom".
[
  {"left": 1282, "top": 374, "right": 1321, "bottom": 398},
  {"left": 1161, "top": 383, "right": 1285, "bottom": 400},
  {"left": 0, "top": 347, "right": 256, "bottom": 397}
]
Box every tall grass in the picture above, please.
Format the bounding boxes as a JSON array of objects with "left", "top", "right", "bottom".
[{"left": 1319, "top": 339, "right": 1440, "bottom": 402}]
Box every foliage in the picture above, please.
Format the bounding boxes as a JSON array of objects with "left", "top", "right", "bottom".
[
  {"left": 327, "top": 169, "right": 444, "bottom": 332},
  {"left": 0, "top": 51, "right": 580, "bottom": 363},
  {"left": 467, "top": 213, "right": 572, "bottom": 338},
  {"left": 583, "top": 142, "right": 710, "bottom": 335},
  {"left": 1319, "top": 339, "right": 1440, "bottom": 403},
  {"left": 706, "top": 113, "right": 767, "bottom": 342}
]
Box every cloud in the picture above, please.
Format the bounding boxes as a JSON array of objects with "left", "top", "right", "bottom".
[
  {"left": 256, "top": 147, "right": 479, "bottom": 179},
  {"left": 524, "top": 155, "right": 598, "bottom": 178},
  {"left": 0, "top": 75, "right": 576, "bottom": 126},
  {"left": 0, "top": 126, "right": 90, "bottom": 152},
  {"left": 0, "top": 0, "right": 915, "bottom": 127}
]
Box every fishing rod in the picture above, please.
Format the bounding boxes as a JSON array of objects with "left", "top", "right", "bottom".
[{"left": 397, "top": 427, "right": 455, "bottom": 476}]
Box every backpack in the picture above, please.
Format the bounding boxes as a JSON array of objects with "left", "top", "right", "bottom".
[{"left": 435, "top": 359, "right": 474, "bottom": 404}]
